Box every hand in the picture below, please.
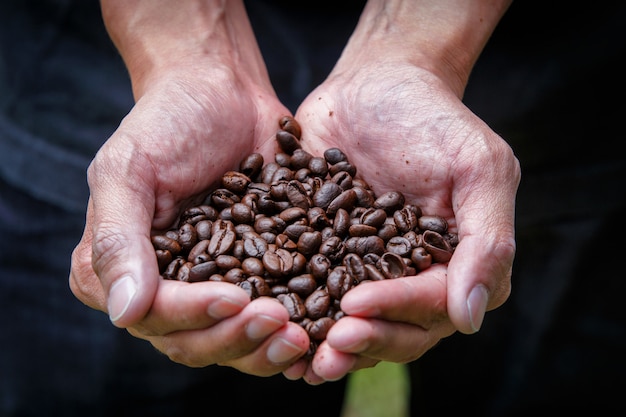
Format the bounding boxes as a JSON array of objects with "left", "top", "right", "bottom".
[
  {"left": 284, "top": 56, "right": 520, "bottom": 383},
  {"left": 69, "top": 1, "right": 313, "bottom": 373}
]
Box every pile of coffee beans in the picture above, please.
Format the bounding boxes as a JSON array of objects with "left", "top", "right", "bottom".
[{"left": 151, "top": 116, "right": 457, "bottom": 357}]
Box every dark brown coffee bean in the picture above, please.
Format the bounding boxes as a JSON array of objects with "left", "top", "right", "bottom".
[
  {"left": 290, "top": 149, "right": 313, "bottom": 170},
  {"left": 343, "top": 253, "right": 368, "bottom": 283},
  {"left": 278, "top": 293, "right": 306, "bottom": 322},
  {"left": 393, "top": 206, "right": 418, "bottom": 234},
  {"left": 262, "top": 247, "right": 294, "bottom": 278},
  {"left": 323, "top": 148, "right": 348, "bottom": 164},
  {"left": 332, "top": 208, "right": 350, "bottom": 238},
  {"left": 151, "top": 235, "right": 182, "bottom": 255},
  {"left": 223, "top": 267, "right": 246, "bottom": 284},
  {"left": 319, "top": 236, "right": 346, "bottom": 263},
  {"left": 221, "top": 171, "right": 251, "bottom": 194},
  {"left": 275, "top": 152, "right": 291, "bottom": 167},
  {"left": 188, "top": 239, "right": 210, "bottom": 263},
  {"left": 411, "top": 246, "right": 433, "bottom": 271},
  {"left": 230, "top": 202, "right": 254, "bottom": 224},
  {"left": 386, "top": 236, "right": 412, "bottom": 257},
  {"left": 312, "top": 182, "right": 342, "bottom": 209},
  {"left": 239, "top": 153, "right": 264, "bottom": 179},
  {"left": 287, "top": 274, "right": 317, "bottom": 298},
  {"left": 329, "top": 160, "right": 356, "bottom": 178},
  {"left": 348, "top": 223, "right": 378, "bottom": 237},
  {"left": 195, "top": 220, "right": 213, "bottom": 241},
  {"left": 305, "top": 288, "right": 331, "bottom": 320},
  {"left": 286, "top": 180, "right": 311, "bottom": 210},
  {"left": 276, "top": 130, "right": 301, "bottom": 154},
  {"left": 326, "top": 189, "right": 357, "bottom": 216},
  {"left": 189, "top": 260, "right": 218, "bottom": 282},
  {"left": 373, "top": 191, "right": 405, "bottom": 214},
  {"left": 344, "top": 235, "right": 385, "bottom": 257},
  {"left": 330, "top": 171, "right": 352, "bottom": 190},
  {"left": 377, "top": 252, "right": 407, "bottom": 279},
  {"left": 326, "top": 266, "right": 354, "bottom": 300},
  {"left": 155, "top": 249, "right": 173, "bottom": 272},
  {"left": 297, "top": 230, "right": 322, "bottom": 256},
  {"left": 208, "top": 228, "right": 236, "bottom": 257},
  {"left": 360, "top": 208, "right": 387, "bottom": 228},
  {"left": 422, "top": 230, "right": 453, "bottom": 263},
  {"left": 307, "top": 253, "right": 331, "bottom": 282},
  {"left": 162, "top": 257, "right": 185, "bottom": 280},
  {"left": 242, "top": 234, "right": 268, "bottom": 258},
  {"left": 176, "top": 261, "right": 194, "bottom": 282},
  {"left": 306, "top": 317, "right": 335, "bottom": 341},
  {"left": 210, "top": 188, "right": 240, "bottom": 210},
  {"left": 177, "top": 223, "right": 197, "bottom": 252},
  {"left": 418, "top": 215, "right": 448, "bottom": 234},
  {"left": 278, "top": 115, "right": 302, "bottom": 139},
  {"left": 308, "top": 156, "right": 329, "bottom": 178},
  {"left": 364, "top": 263, "right": 386, "bottom": 281},
  {"left": 247, "top": 275, "right": 272, "bottom": 297},
  {"left": 215, "top": 254, "right": 241, "bottom": 270}
]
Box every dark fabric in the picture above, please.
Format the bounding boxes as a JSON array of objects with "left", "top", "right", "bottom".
[
  {"left": 1, "top": 0, "right": 624, "bottom": 416},
  {"left": 409, "top": 1, "right": 626, "bottom": 415}
]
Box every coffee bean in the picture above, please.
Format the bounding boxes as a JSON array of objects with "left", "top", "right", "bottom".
[{"left": 152, "top": 115, "right": 457, "bottom": 359}]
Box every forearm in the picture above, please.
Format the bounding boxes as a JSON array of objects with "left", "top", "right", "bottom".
[
  {"left": 100, "top": 0, "right": 268, "bottom": 98},
  {"left": 337, "top": 0, "right": 512, "bottom": 97}
]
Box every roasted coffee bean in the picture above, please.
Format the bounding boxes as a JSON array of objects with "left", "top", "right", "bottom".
[
  {"left": 297, "top": 230, "right": 322, "bottom": 255},
  {"left": 343, "top": 253, "right": 368, "bottom": 283},
  {"left": 411, "top": 246, "right": 432, "bottom": 271},
  {"left": 151, "top": 235, "right": 182, "bottom": 255},
  {"left": 313, "top": 182, "right": 342, "bottom": 209},
  {"left": 208, "top": 228, "right": 236, "bottom": 257},
  {"left": 189, "top": 260, "right": 218, "bottom": 282},
  {"left": 278, "top": 293, "right": 306, "bottom": 322},
  {"left": 278, "top": 115, "right": 302, "bottom": 140},
  {"left": 422, "top": 230, "right": 453, "bottom": 263},
  {"left": 152, "top": 115, "right": 458, "bottom": 359},
  {"left": 386, "top": 236, "right": 412, "bottom": 257},
  {"left": 263, "top": 247, "right": 294, "bottom": 278},
  {"left": 373, "top": 191, "right": 405, "bottom": 214},
  {"left": 287, "top": 274, "right": 317, "bottom": 298},
  {"left": 377, "top": 252, "right": 407, "bottom": 279},
  {"left": 323, "top": 147, "right": 348, "bottom": 165},
  {"left": 418, "top": 215, "right": 448, "bottom": 234},
  {"left": 307, "top": 253, "right": 331, "bottom": 282},
  {"left": 276, "top": 130, "right": 301, "bottom": 154},
  {"left": 305, "top": 317, "right": 335, "bottom": 341},
  {"left": 304, "top": 287, "right": 331, "bottom": 320},
  {"left": 326, "top": 266, "right": 355, "bottom": 300},
  {"left": 239, "top": 153, "right": 264, "bottom": 179}
]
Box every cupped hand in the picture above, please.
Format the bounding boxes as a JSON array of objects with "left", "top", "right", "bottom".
[
  {"left": 285, "top": 60, "right": 520, "bottom": 383},
  {"left": 69, "top": 63, "right": 311, "bottom": 375}
]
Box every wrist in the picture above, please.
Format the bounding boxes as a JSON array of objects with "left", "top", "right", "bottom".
[
  {"left": 100, "top": 0, "right": 269, "bottom": 99},
  {"left": 336, "top": 0, "right": 511, "bottom": 97}
]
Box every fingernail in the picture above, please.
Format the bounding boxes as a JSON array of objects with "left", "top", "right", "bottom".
[
  {"left": 267, "top": 338, "right": 305, "bottom": 364},
  {"left": 108, "top": 275, "right": 137, "bottom": 323},
  {"left": 207, "top": 296, "right": 246, "bottom": 320},
  {"left": 467, "top": 284, "right": 488, "bottom": 333},
  {"left": 246, "top": 314, "right": 284, "bottom": 340}
]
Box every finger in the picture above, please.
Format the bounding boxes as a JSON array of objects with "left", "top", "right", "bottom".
[
  {"left": 338, "top": 264, "right": 449, "bottom": 325},
  {"left": 87, "top": 144, "right": 161, "bottom": 328},
  {"left": 310, "top": 340, "right": 377, "bottom": 382},
  {"left": 69, "top": 201, "right": 107, "bottom": 312},
  {"left": 447, "top": 141, "right": 520, "bottom": 333},
  {"left": 324, "top": 316, "right": 454, "bottom": 363},
  {"left": 126, "top": 279, "right": 252, "bottom": 336},
  {"left": 140, "top": 297, "right": 309, "bottom": 375}
]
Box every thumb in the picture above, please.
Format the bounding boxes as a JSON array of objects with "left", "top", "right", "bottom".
[{"left": 87, "top": 161, "right": 160, "bottom": 329}]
